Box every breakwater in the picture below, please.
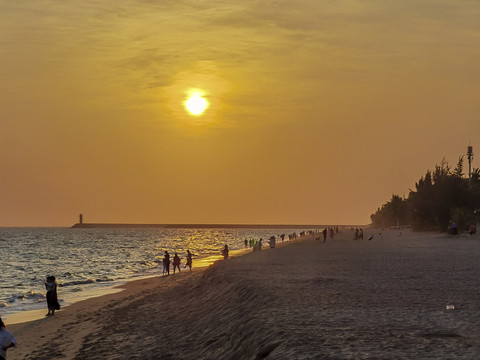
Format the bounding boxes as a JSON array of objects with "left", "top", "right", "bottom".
[{"left": 71, "top": 223, "right": 322, "bottom": 229}]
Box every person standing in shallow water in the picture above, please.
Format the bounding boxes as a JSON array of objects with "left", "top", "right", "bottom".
[
  {"left": 172, "top": 253, "right": 181, "bottom": 274},
  {"left": 163, "top": 251, "right": 170, "bottom": 275},
  {"left": 0, "top": 317, "right": 16, "bottom": 360},
  {"left": 185, "top": 250, "right": 193, "bottom": 271},
  {"left": 45, "top": 275, "right": 59, "bottom": 316},
  {"left": 222, "top": 245, "right": 229, "bottom": 259}
]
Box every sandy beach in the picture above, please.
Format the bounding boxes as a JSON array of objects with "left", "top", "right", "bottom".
[{"left": 6, "top": 229, "right": 480, "bottom": 360}]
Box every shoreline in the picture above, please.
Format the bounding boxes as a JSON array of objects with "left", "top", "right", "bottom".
[
  {"left": 70, "top": 223, "right": 331, "bottom": 229},
  {"left": 7, "top": 230, "right": 480, "bottom": 359},
  {"left": 4, "top": 246, "right": 252, "bottom": 326}
]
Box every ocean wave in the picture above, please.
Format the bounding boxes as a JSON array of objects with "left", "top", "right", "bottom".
[
  {"left": 139, "top": 260, "right": 159, "bottom": 268},
  {"left": 59, "top": 277, "right": 115, "bottom": 287},
  {"left": 5, "top": 291, "right": 45, "bottom": 304},
  {"left": 59, "top": 279, "right": 96, "bottom": 287},
  {"left": 22, "top": 291, "right": 44, "bottom": 300}
]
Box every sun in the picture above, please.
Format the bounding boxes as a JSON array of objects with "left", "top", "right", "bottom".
[{"left": 185, "top": 95, "right": 208, "bottom": 115}]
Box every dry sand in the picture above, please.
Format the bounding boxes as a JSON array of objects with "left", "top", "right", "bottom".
[{"left": 6, "top": 230, "right": 480, "bottom": 359}]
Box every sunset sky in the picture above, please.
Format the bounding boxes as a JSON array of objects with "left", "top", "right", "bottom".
[{"left": 1, "top": 1, "right": 480, "bottom": 227}]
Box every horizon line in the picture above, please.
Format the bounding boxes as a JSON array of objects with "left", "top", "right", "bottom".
[{"left": 71, "top": 223, "right": 364, "bottom": 229}]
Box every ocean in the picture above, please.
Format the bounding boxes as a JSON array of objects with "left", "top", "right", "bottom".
[{"left": 0, "top": 227, "right": 310, "bottom": 318}]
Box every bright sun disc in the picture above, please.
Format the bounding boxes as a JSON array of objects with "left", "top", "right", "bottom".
[{"left": 185, "top": 96, "right": 208, "bottom": 115}]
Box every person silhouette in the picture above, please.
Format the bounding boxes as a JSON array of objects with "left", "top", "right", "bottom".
[
  {"left": 185, "top": 250, "right": 194, "bottom": 271},
  {"left": 45, "top": 275, "right": 59, "bottom": 316},
  {"left": 163, "top": 251, "right": 170, "bottom": 275},
  {"left": 172, "top": 253, "right": 181, "bottom": 274},
  {"left": 222, "top": 245, "right": 229, "bottom": 259},
  {"left": 0, "top": 317, "right": 16, "bottom": 360}
]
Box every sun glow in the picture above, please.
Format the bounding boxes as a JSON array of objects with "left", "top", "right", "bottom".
[{"left": 185, "top": 95, "right": 208, "bottom": 115}]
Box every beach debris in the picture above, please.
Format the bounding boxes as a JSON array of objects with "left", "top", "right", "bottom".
[{"left": 446, "top": 305, "right": 455, "bottom": 310}]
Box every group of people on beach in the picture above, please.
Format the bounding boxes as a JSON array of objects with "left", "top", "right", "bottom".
[
  {"left": 315, "top": 227, "right": 339, "bottom": 242},
  {"left": 162, "top": 250, "right": 194, "bottom": 275},
  {"left": 245, "top": 238, "right": 263, "bottom": 251},
  {"left": 2, "top": 230, "right": 320, "bottom": 359},
  {"left": 162, "top": 244, "right": 235, "bottom": 276},
  {"left": 353, "top": 228, "right": 364, "bottom": 240},
  {"left": 243, "top": 232, "right": 304, "bottom": 251},
  {"left": 448, "top": 222, "right": 477, "bottom": 236}
]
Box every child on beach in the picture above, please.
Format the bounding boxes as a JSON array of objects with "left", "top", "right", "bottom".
[
  {"left": 185, "top": 250, "right": 193, "bottom": 271},
  {"left": 0, "top": 317, "right": 16, "bottom": 360},
  {"left": 172, "top": 253, "right": 181, "bottom": 274}
]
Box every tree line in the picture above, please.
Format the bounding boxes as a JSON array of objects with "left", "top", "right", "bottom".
[{"left": 370, "top": 157, "right": 480, "bottom": 232}]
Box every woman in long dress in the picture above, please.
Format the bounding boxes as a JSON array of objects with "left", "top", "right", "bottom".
[{"left": 45, "top": 276, "right": 59, "bottom": 316}]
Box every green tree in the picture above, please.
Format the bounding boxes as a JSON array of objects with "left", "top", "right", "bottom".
[
  {"left": 371, "top": 156, "right": 480, "bottom": 232},
  {"left": 370, "top": 194, "right": 408, "bottom": 228}
]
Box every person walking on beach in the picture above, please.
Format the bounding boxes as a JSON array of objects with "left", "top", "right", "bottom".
[
  {"left": 322, "top": 228, "right": 327, "bottom": 242},
  {"left": 185, "top": 250, "right": 193, "bottom": 271},
  {"left": 172, "top": 253, "right": 181, "bottom": 274},
  {"left": 0, "top": 318, "right": 16, "bottom": 360},
  {"left": 45, "top": 275, "right": 59, "bottom": 316},
  {"left": 163, "top": 251, "right": 170, "bottom": 275},
  {"left": 222, "top": 244, "right": 229, "bottom": 259}
]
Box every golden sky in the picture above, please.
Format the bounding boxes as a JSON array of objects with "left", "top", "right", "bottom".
[{"left": 1, "top": 1, "right": 480, "bottom": 227}]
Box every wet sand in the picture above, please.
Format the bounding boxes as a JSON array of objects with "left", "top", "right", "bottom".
[{"left": 7, "top": 230, "right": 480, "bottom": 359}]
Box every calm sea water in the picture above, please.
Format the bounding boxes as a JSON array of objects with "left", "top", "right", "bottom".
[{"left": 0, "top": 227, "right": 308, "bottom": 317}]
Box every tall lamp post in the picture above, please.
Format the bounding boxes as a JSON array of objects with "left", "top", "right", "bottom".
[
  {"left": 468, "top": 146, "right": 479, "bottom": 233},
  {"left": 467, "top": 145, "right": 473, "bottom": 182}
]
